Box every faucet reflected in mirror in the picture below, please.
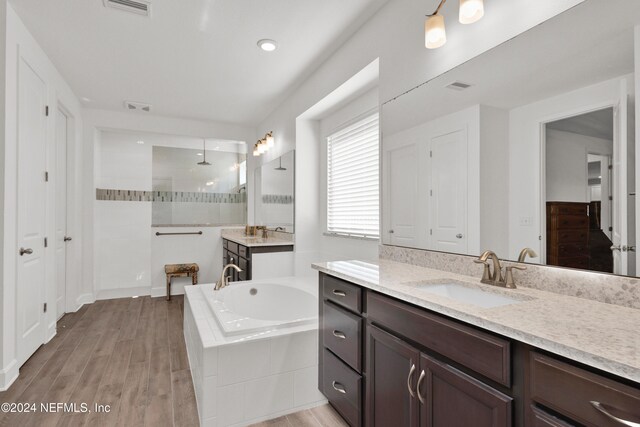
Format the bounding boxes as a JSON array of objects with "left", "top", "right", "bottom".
[{"left": 215, "top": 263, "right": 242, "bottom": 291}]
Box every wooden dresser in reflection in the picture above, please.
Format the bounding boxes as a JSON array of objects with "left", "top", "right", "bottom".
[{"left": 546, "top": 202, "right": 590, "bottom": 269}]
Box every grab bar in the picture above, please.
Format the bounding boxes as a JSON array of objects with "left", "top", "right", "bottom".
[{"left": 155, "top": 231, "right": 203, "bottom": 236}]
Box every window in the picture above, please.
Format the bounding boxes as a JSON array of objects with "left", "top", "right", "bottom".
[{"left": 327, "top": 112, "right": 379, "bottom": 238}]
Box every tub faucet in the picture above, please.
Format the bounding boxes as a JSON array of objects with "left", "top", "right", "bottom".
[
  {"left": 215, "top": 264, "right": 242, "bottom": 291},
  {"left": 474, "top": 250, "right": 505, "bottom": 286}
]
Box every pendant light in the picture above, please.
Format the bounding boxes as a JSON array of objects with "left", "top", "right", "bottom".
[
  {"left": 197, "top": 139, "right": 211, "bottom": 166},
  {"left": 425, "top": 14, "right": 447, "bottom": 49},
  {"left": 265, "top": 131, "right": 275, "bottom": 148},
  {"left": 459, "top": 0, "right": 484, "bottom": 24}
]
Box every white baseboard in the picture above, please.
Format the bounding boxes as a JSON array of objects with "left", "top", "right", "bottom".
[
  {"left": 150, "top": 285, "right": 186, "bottom": 298},
  {"left": 0, "top": 359, "right": 19, "bottom": 392},
  {"left": 75, "top": 292, "right": 95, "bottom": 308},
  {"left": 95, "top": 286, "right": 151, "bottom": 300},
  {"left": 46, "top": 322, "right": 56, "bottom": 343}
]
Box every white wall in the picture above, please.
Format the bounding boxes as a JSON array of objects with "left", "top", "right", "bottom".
[
  {"left": 82, "top": 109, "right": 254, "bottom": 303},
  {"left": 545, "top": 129, "right": 613, "bottom": 202},
  {"left": 508, "top": 74, "right": 634, "bottom": 261},
  {"left": 1, "top": 3, "right": 84, "bottom": 390}
]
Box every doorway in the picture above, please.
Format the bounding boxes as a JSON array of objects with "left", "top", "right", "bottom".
[
  {"left": 543, "top": 106, "right": 633, "bottom": 275},
  {"left": 55, "top": 107, "right": 70, "bottom": 319}
]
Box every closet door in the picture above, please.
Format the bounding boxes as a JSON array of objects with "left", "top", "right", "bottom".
[
  {"left": 16, "top": 56, "right": 48, "bottom": 366},
  {"left": 385, "top": 143, "right": 419, "bottom": 247},
  {"left": 429, "top": 129, "right": 468, "bottom": 254}
]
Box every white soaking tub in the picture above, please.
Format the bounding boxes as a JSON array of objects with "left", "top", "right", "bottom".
[{"left": 183, "top": 276, "right": 326, "bottom": 427}]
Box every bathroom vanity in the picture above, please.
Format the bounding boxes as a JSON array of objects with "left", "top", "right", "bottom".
[
  {"left": 222, "top": 235, "right": 293, "bottom": 281},
  {"left": 314, "top": 260, "right": 640, "bottom": 427}
]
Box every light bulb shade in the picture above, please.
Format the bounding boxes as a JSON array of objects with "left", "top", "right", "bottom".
[
  {"left": 258, "top": 141, "right": 267, "bottom": 153},
  {"left": 253, "top": 144, "right": 260, "bottom": 156},
  {"left": 425, "top": 14, "right": 447, "bottom": 49},
  {"left": 459, "top": 0, "right": 484, "bottom": 24},
  {"left": 266, "top": 132, "right": 274, "bottom": 147}
]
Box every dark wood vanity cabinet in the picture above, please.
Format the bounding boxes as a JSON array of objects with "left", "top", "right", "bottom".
[
  {"left": 222, "top": 238, "right": 293, "bottom": 282},
  {"left": 318, "top": 272, "right": 640, "bottom": 427}
]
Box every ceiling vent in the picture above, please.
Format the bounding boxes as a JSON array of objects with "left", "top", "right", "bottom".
[
  {"left": 446, "top": 81, "right": 473, "bottom": 91},
  {"left": 124, "top": 100, "right": 152, "bottom": 112},
  {"left": 103, "top": 0, "right": 151, "bottom": 17}
]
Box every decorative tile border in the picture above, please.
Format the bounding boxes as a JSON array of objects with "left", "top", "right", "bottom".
[
  {"left": 96, "top": 188, "right": 247, "bottom": 203},
  {"left": 262, "top": 194, "right": 294, "bottom": 204},
  {"left": 379, "top": 245, "right": 640, "bottom": 309}
]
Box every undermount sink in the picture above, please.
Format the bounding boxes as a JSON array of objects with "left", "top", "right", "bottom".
[{"left": 416, "top": 282, "right": 523, "bottom": 308}]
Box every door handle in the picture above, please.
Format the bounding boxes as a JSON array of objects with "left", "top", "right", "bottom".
[
  {"left": 611, "top": 245, "right": 622, "bottom": 252},
  {"left": 456, "top": 233, "right": 463, "bottom": 239},
  {"left": 416, "top": 370, "right": 426, "bottom": 404},
  {"left": 389, "top": 230, "right": 395, "bottom": 234},
  {"left": 626, "top": 246, "right": 637, "bottom": 252},
  {"left": 19, "top": 247, "right": 33, "bottom": 256},
  {"left": 64, "top": 236, "right": 72, "bottom": 242},
  {"left": 407, "top": 364, "right": 416, "bottom": 398}
]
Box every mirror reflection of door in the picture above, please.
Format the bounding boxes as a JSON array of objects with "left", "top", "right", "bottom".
[{"left": 545, "top": 106, "right": 634, "bottom": 275}]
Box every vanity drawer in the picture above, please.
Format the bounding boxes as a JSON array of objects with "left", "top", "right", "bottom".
[
  {"left": 367, "top": 292, "right": 511, "bottom": 386},
  {"left": 323, "top": 301, "right": 362, "bottom": 372},
  {"left": 557, "top": 243, "right": 588, "bottom": 257},
  {"left": 529, "top": 407, "right": 575, "bottom": 427},
  {"left": 554, "top": 229, "right": 588, "bottom": 244},
  {"left": 227, "top": 241, "right": 239, "bottom": 255},
  {"left": 323, "top": 348, "right": 362, "bottom": 427},
  {"left": 322, "top": 274, "right": 362, "bottom": 313},
  {"left": 554, "top": 215, "right": 589, "bottom": 230},
  {"left": 238, "top": 245, "right": 248, "bottom": 258},
  {"left": 223, "top": 239, "right": 228, "bottom": 249},
  {"left": 530, "top": 352, "right": 640, "bottom": 427},
  {"left": 238, "top": 257, "right": 249, "bottom": 272}
]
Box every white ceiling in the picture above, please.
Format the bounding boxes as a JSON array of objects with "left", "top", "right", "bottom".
[
  {"left": 547, "top": 108, "right": 614, "bottom": 141},
  {"left": 383, "top": 0, "right": 640, "bottom": 135},
  {"left": 10, "top": 0, "right": 388, "bottom": 125}
]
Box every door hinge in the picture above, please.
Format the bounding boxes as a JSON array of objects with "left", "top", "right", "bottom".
[
  {"left": 430, "top": 229, "right": 433, "bottom": 236},
  {"left": 43, "top": 303, "right": 47, "bottom": 313},
  {"left": 430, "top": 189, "right": 433, "bottom": 196},
  {"left": 608, "top": 165, "right": 613, "bottom": 170},
  {"left": 45, "top": 106, "right": 49, "bottom": 116},
  {"left": 45, "top": 171, "right": 49, "bottom": 182},
  {"left": 44, "top": 237, "right": 48, "bottom": 248},
  {"left": 429, "top": 150, "right": 433, "bottom": 158},
  {"left": 609, "top": 226, "right": 613, "bottom": 232},
  {"left": 609, "top": 196, "right": 613, "bottom": 201}
]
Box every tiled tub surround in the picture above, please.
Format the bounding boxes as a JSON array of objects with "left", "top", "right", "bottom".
[
  {"left": 184, "top": 276, "right": 326, "bottom": 427},
  {"left": 379, "top": 245, "right": 640, "bottom": 309},
  {"left": 312, "top": 259, "right": 640, "bottom": 383}
]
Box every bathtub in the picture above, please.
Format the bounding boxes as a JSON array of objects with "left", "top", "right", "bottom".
[
  {"left": 183, "top": 276, "right": 326, "bottom": 427},
  {"left": 206, "top": 280, "right": 317, "bottom": 336}
]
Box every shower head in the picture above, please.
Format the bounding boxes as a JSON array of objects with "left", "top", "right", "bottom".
[
  {"left": 198, "top": 139, "right": 211, "bottom": 166},
  {"left": 274, "top": 157, "right": 286, "bottom": 171}
]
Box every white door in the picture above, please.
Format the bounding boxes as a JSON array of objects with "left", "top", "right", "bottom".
[
  {"left": 429, "top": 129, "right": 468, "bottom": 254},
  {"left": 16, "top": 58, "right": 48, "bottom": 365},
  {"left": 55, "top": 108, "right": 68, "bottom": 319},
  {"left": 612, "top": 80, "right": 629, "bottom": 275},
  {"left": 387, "top": 144, "right": 418, "bottom": 247}
]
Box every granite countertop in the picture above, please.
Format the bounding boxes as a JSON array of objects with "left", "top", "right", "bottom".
[
  {"left": 312, "top": 258, "right": 640, "bottom": 383},
  {"left": 222, "top": 234, "right": 294, "bottom": 247}
]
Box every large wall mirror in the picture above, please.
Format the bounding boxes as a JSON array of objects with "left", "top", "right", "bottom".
[
  {"left": 254, "top": 150, "right": 295, "bottom": 232},
  {"left": 382, "top": 0, "right": 640, "bottom": 277}
]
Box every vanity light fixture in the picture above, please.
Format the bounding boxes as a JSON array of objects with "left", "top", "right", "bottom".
[
  {"left": 253, "top": 132, "right": 276, "bottom": 157},
  {"left": 136, "top": 140, "right": 145, "bottom": 145},
  {"left": 425, "top": 0, "right": 484, "bottom": 49},
  {"left": 459, "top": 0, "right": 484, "bottom": 24},
  {"left": 257, "top": 39, "right": 277, "bottom": 52}
]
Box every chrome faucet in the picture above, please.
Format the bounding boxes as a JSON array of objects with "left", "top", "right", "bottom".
[
  {"left": 474, "top": 250, "right": 504, "bottom": 285},
  {"left": 215, "top": 263, "right": 242, "bottom": 291}
]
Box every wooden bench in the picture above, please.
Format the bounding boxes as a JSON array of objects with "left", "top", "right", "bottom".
[{"left": 164, "top": 263, "right": 199, "bottom": 301}]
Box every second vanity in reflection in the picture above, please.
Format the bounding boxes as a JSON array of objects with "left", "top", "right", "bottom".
[
  {"left": 222, "top": 231, "right": 293, "bottom": 281},
  {"left": 314, "top": 260, "right": 640, "bottom": 427}
]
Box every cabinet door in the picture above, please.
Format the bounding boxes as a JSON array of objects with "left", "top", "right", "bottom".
[
  {"left": 419, "top": 354, "right": 512, "bottom": 427},
  {"left": 366, "top": 325, "right": 420, "bottom": 427}
]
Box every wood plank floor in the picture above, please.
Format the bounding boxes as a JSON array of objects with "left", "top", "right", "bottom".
[
  {"left": 0, "top": 296, "right": 347, "bottom": 427},
  {"left": 0, "top": 296, "right": 199, "bottom": 427}
]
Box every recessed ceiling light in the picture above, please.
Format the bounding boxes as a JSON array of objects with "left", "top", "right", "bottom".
[
  {"left": 136, "top": 140, "right": 145, "bottom": 145},
  {"left": 81, "top": 97, "right": 92, "bottom": 103},
  {"left": 257, "top": 39, "right": 277, "bottom": 52}
]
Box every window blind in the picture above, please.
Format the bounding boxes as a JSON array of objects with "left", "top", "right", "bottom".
[{"left": 327, "top": 112, "right": 379, "bottom": 238}]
